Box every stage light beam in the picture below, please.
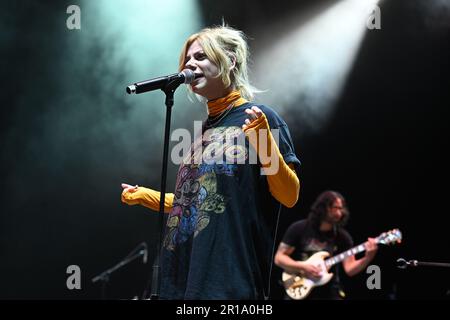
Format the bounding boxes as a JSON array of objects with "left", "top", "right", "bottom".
[{"left": 254, "top": 0, "right": 381, "bottom": 134}]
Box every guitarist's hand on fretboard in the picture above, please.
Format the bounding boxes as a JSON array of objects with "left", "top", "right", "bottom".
[{"left": 364, "top": 237, "right": 378, "bottom": 260}]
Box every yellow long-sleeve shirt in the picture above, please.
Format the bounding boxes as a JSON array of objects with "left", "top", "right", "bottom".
[
  {"left": 121, "top": 187, "right": 174, "bottom": 213},
  {"left": 243, "top": 113, "right": 300, "bottom": 208}
]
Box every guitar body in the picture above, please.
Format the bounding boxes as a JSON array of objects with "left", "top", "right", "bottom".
[{"left": 282, "top": 251, "right": 334, "bottom": 300}]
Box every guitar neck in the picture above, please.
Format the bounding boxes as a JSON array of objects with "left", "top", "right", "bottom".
[
  {"left": 323, "top": 229, "right": 402, "bottom": 268},
  {"left": 324, "top": 242, "right": 371, "bottom": 268}
]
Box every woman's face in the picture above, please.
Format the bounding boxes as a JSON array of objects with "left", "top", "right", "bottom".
[{"left": 183, "top": 39, "right": 229, "bottom": 100}]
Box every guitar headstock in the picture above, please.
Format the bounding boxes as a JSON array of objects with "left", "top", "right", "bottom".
[{"left": 377, "top": 229, "right": 402, "bottom": 245}]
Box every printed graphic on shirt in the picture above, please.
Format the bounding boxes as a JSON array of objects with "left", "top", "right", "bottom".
[
  {"left": 163, "top": 126, "right": 248, "bottom": 251},
  {"left": 305, "top": 238, "right": 329, "bottom": 252},
  {"left": 301, "top": 238, "right": 334, "bottom": 261}
]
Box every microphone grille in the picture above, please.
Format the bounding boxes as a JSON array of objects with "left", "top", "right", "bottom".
[
  {"left": 126, "top": 84, "right": 136, "bottom": 94},
  {"left": 181, "top": 69, "right": 196, "bottom": 84}
]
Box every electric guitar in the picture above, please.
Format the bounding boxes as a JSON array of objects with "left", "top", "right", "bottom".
[{"left": 281, "top": 228, "right": 402, "bottom": 300}]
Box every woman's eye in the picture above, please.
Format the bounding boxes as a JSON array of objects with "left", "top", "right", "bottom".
[{"left": 196, "top": 53, "right": 206, "bottom": 60}]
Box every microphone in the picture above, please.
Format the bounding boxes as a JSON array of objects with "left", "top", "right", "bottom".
[{"left": 126, "top": 69, "right": 198, "bottom": 94}]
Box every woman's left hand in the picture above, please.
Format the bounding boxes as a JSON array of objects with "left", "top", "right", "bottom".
[{"left": 242, "top": 106, "right": 264, "bottom": 131}]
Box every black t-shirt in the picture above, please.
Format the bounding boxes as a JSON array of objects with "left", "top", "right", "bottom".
[
  {"left": 281, "top": 219, "right": 353, "bottom": 299},
  {"left": 160, "top": 102, "right": 301, "bottom": 299}
]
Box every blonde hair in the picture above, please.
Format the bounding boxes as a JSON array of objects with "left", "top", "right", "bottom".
[{"left": 178, "top": 25, "right": 258, "bottom": 101}]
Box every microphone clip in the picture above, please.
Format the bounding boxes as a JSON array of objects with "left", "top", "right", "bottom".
[{"left": 396, "top": 258, "right": 418, "bottom": 269}]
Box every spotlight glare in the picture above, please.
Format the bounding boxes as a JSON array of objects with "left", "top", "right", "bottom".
[{"left": 254, "top": 0, "right": 381, "bottom": 133}]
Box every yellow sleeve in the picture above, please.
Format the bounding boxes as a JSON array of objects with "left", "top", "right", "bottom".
[
  {"left": 121, "top": 187, "right": 174, "bottom": 213},
  {"left": 243, "top": 114, "right": 300, "bottom": 208}
]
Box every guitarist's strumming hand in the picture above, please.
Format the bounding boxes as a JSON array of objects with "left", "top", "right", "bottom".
[{"left": 298, "top": 261, "right": 322, "bottom": 280}]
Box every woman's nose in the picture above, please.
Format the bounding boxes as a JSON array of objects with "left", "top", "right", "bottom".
[{"left": 185, "top": 60, "right": 196, "bottom": 70}]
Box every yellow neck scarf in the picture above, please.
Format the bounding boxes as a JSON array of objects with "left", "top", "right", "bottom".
[{"left": 207, "top": 90, "right": 248, "bottom": 117}]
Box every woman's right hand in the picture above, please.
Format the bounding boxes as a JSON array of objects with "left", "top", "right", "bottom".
[
  {"left": 121, "top": 183, "right": 139, "bottom": 193},
  {"left": 121, "top": 183, "right": 140, "bottom": 205}
]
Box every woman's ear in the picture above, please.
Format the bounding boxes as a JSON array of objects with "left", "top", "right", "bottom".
[{"left": 228, "top": 53, "right": 236, "bottom": 71}]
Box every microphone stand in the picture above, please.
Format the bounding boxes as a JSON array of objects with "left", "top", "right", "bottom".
[
  {"left": 397, "top": 258, "right": 450, "bottom": 269},
  {"left": 92, "top": 244, "right": 147, "bottom": 300},
  {"left": 396, "top": 258, "right": 450, "bottom": 298},
  {"left": 144, "top": 80, "right": 181, "bottom": 300}
]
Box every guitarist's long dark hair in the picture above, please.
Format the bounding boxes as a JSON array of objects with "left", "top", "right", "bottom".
[{"left": 307, "top": 190, "right": 350, "bottom": 231}]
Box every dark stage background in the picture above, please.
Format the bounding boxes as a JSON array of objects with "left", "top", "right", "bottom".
[{"left": 1, "top": 0, "right": 449, "bottom": 300}]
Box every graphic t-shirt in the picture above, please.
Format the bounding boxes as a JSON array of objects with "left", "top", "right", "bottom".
[
  {"left": 160, "top": 102, "right": 301, "bottom": 299},
  {"left": 282, "top": 219, "right": 353, "bottom": 299}
]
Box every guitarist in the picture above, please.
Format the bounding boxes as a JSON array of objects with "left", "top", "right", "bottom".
[{"left": 274, "top": 190, "right": 378, "bottom": 299}]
